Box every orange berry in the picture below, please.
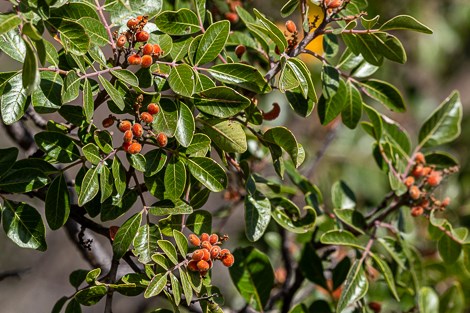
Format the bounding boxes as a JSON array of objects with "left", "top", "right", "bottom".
[
  {"left": 200, "top": 233, "right": 209, "bottom": 242},
  {"left": 141, "top": 112, "right": 154, "bottom": 124},
  {"left": 235, "top": 45, "right": 246, "bottom": 59},
  {"left": 127, "top": 18, "right": 139, "bottom": 28},
  {"left": 123, "top": 130, "right": 133, "bottom": 143},
  {"left": 225, "top": 12, "right": 239, "bottom": 23},
  {"left": 127, "top": 53, "right": 142, "bottom": 65},
  {"left": 422, "top": 167, "right": 432, "bottom": 176},
  {"left": 411, "top": 164, "right": 424, "bottom": 178},
  {"left": 142, "top": 43, "right": 154, "bottom": 55},
  {"left": 324, "top": 0, "right": 343, "bottom": 9},
  {"left": 118, "top": 120, "right": 132, "bottom": 132},
  {"left": 409, "top": 185, "right": 421, "bottom": 200},
  {"left": 285, "top": 20, "right": 297, "bottom": 33},
  {"left": 197, "top": 260, "right": 210, "bottom": 271},
  {"left": 147, "top": 103, "right": 160, "bottom": 115},
  {"left": 116, "top": 35, "right": 127, "bottom": 48},
  {"left": 411, "top": 206, "right": 424, "bottom": 217},
  {"left": 420, "top": 199, "right": 430, "bottom": 209},
  {"left": 415, "top": 152, "right": 426, "bottom": 164},
  {"left": 156, "top": 133, "right": 168, "bottom": 147},
  {"left": 210, "top": 246, "right": 221, "bottom": 259},
  {"left": 187, "top": 260, "right": 199, "bottom": 272},
  {"left": 427, "top": 171, "right": 442, "bottom": 187},
  {"left": 102, "top": 117, "right": 114, "bottom": 128},
  {"left": 122, "top": 141, "right": 131, "bottom": 152},
  {"left": 262, "top": 102, "right": 281, "bottom": 121},
  {"left": 202, "top": 248, "right": 211, "bottom": 261},
  {"left": 141, "top": 55, "right": 153, "bottom": 68},
  {"left": 189, "top": 234, "right": 201, "bottom": 246},
  {"left": 219, "top": 249, "right": 230, "bottom": 258},
  {"left": 209, "top": 234, "right": 219, "bottom": 245},
  {"left": 221, "top": 253, "right": 235, "bottom": 267},
  {"left": 109, "top": 226, "right": 119, "bottom": 241},
  {"left": 136, "top": 15, "right": 144, "bottom": 21},
  {"left": 132, "top": 123, "right": 143, "bottom": 138},
  {"left": 153, "top": 44, "right": 162, "bottom": 55},
  {"left": 192, "top": 249, "right": 204, "bottom": 261},
  {"left": 404, "top": 176, "right": 415, "bottom": 188},
  {"left": 135, "top": 31, "right": 149, "bottom": 42},
  {"left": 441, "top": 197, "right": 451, "bottom": 207},
  {"left": 201, "top": 241, "right": 212, "bottom": 251},
  {"left": 128, "top": 142, "right": 142, "bottom": 154}
]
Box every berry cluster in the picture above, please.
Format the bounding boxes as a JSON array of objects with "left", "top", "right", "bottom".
[
  {"left": 404, "top": 152, "right": 457, "bottom": 217},
  {"left": 115, "top": 16, "right": 163, "bottom": 68},
  {"left": 102, "top": 100, "right": 168, "bottom": 154},
  {"left": 276, "top": 20, "right": 298, "bottom": 55},
  {"left": 187, "top": 233, "right": 234, "bottom": 277}
]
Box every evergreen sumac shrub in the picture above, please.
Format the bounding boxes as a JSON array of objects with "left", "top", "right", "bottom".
[{"left": 0, "top": 0, "right": 467, "bottom": 312}]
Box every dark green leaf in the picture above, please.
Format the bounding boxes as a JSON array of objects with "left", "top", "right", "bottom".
[
  {"left": 164, "top": 158, "right": 186, "bottom": 199},
  {"left": 127, "top": 153, "right": 146, "bottom": 172},
  {"left": 0, "top": 72, "right": 28, "bottom": 125},
  {"left": 113, "top": 212, "right": 142, "bottom": 259},
  {"left": 155, "top": 9, "right": 200, "bottom": 35},
  {"left": 208, "top": 63, "right": 271, "bottom": 94},
  {"left": 0, "top": 147, "right": 18, "bottom": 177},
  {"left": 0, "top": 29, "right": 25, "bottom": 62},
  {"left": 100, "top": 165, "right": 113, "bottom": 203},
  {"left": 438, "top": 234, "right": 461, "bottom": 264},
  {"left": 94, "top": 130, "right": 114, "bottom": 154},
  {"left": 45, "top": 174, "right": 70, "bottom": 230},
  {"left": 47, "top": 19, "right": 90, "bottom": 55},
  {"left": 35, "top": 131, "right": 81, "bottom": 163},
  {"left": 83, "top": 79, "right": 94, "bottom": 122},
  {"left": 65, "top": 299, "right": 81, "bottom": 313},
  {"left": 152, "top": 98, "right": 179, "bottom": 137},
  {"left": 78, "top": 167, "right": 99, "bottom": 206},
  {"left": 144, "top": 149, "right": 167, "bottom": 177},
  {"left": 186, "top": 210, "right": 212, "bottom": 234},
  {"left": 270, "top": 198, "right": 316, "bottom": 233},
  {"left": 252, "top": 8, "right": 287, "bottom": 51},
  {"left": 158, "top": 240, "right": 178, "bottom": 264},
  {"left": 264, "top": 127, "right": 303, "bottom": 167},
  {"left": 133, "top": 224, "right": 160, "bottom": 264},
  {"left": 370, "top": 253, "right": 399, "bottom": 300},
  {"left": 361, "top": 79, "right": 405, "bottom": 112},
  {"left": 186, "top": 157, "right": 227, "bottom": 192},
  {"left": 148, "top": 199, "right": 193, "bottom": 216},
  {"left": 333, "top": 209, "right": 366, "bottom": 235},
  {"left": 195, "top": 20, "right": 230, "bottom": 65},
  {"left": 341, "top": 82, "right": 362, "bottom": 129},
  {"left": 32, "top": 71, "right": 63, "bottom": 113},
  {"left": 318, "top": 79, "right": 347, "bottom": 125},
  {"left": 281, "top": 0, "right": 299, "bottom": 17},
  {"left": 202, "top": 119, "right": 247, "bottom": 153},
  {"left": 82, "top": 143, "right": 101, "bottom": 165},
  {"left": 175, "top": 102, "right": 195, "bottom": 147},
  {"left": 380, "top": 15, "right": 433, "bottom": 34},
  {"left": 77, "top": 17, "right": 108, "bottom": 46},
  {"left": 336, "top": 260, "right": 369, "bottom": 312},
  {"left": 22, "top": 37, "right": 40, "bottom": 96},
  {"left": 98, "top": 75, "right": 125, "bottom": 110},
  {"left": 245, "top": 191, "right": 271, "bottom": 242},
  {"left": 0, "top": 168, "right": 49, "bottom": 193},
  {"left": 440, "top": 283, "right": 465, "bottom": 313},
  {"left": 168, "top": 64, "right": 195, "bottom": 97},
  {"left": 112, "top": 157, "right": 126, "bottom": 196},
  {"left": 74, "top": 286, "right": 107, "bottom": 306},
  {"left": 193, "top": 86, "right": 251, "bottom": 118},
  {"left": 300, "top": 242, "right": 328, "bottom": 289}
]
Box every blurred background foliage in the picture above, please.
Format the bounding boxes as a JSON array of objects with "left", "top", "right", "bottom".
[{"left": 1, "top": 0, "right": 469, "bottom": 311}]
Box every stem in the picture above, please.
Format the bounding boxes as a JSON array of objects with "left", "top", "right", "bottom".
[
  {"left": 104, "top": 258, "right": 119, "bottom": 313},
  {"left": 95, "top": 0, "right": 116, "bottom": 52}
]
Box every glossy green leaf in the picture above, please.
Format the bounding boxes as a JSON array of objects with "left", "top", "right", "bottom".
[
  {"left": 370, "top": 253, "right": 399, "bottom": 300},
  {"left": 424, "top": 151, "right": 458, "bottom": 169},
  {"left": 175, "top": 102, "right": 195, "bottom": 147},
  {"left": 0, "top": 168, "right": 49, "bottom": 193},
  {"left": 148, "top": 199, "right": 193, "bottom": 216},
  {"left": 195, "top": 20, "right": 230, "bottom": 65},
  {"left": 186, "top": 210, "right": 212, "bottom": 234},
  {"left": 170, "top": 273, "right": 181, "bottom": 305},
  {"left": 341, "top": 82, "right": 362, "bottom": 129},
  {"left": 77, "top": 167, "right": 99, "bottom": 206},
  {"left": 82, "top": 143, "right": 101, "bottom": 165},
  {"left": 264, "top": 127, "right": 302, "bottom": 167},
  {"left": 336, "top": 260, "right": 369, "bottom": 313},
  {"left": 300, "top": 242, "right": 328, "bottom": 289},
  {"left": 0, "top": 147, "right": 18, "bottom": 176},
  {"left": 35, "top": 131, "right": 81, "bottom": 163},
  {"left": 113, "top": 212, "right": 142, "bottom": 259},
  {"left": 152, "top": 98, "right": 178, "bottom": 137},
  {"left": 373, "top": 32, "right": 407, "bottom": 64},
  {"left": 0, "top": 29, "right": 25, "bottom": 62},
  {"left": 271, "top": 200, "right": 316, "bottom": 234},
  {"left": 281, "top": 0, "right": 299, "bottom": 17},
  {"left": 164, "top": 158, "right": 186, "bottom": 199},
  {"left": 279, "top": 59, "right": 300, "bottom": 92},
  {"left": 380, "top": 15, "right": 433, "bottom": 34},
  {"left": 83, "top": 79, "right": 94, "bottom": 122},
  {"left": 252, "top": 8, "right": 287, "bottom": 51},
  {"left": 111, "top": 69, "right": 139, "bottom": 87},
  {"left": 186, "top": 133, "right": 211, "bottom": 157},
  {"left": 168, "top": 64, "right": 195, "bottom": 97},
  {"left": 0, "top": 72, "right": 28, "bottom": 125},
  {"left": 332, "top": 180, "right": 356, "bottom": 209},
  {"left": 32, "top": 71, "right": 63, "bottom": 113},
  {"left": 193, "top": 86, "right": 251, "bottom": 118},
  {"left": 186, "top": 157, "right": 227, "bottom": 192},
  {"left": 77, "top": 17, "right": 108, "bottom": 46},
  {"left": 127, "top": 153, "right": 146, "bottom": 172},
  {"left": 322, "top": 64, "right": 340, "bottom": 99},
  {"left": 155, "top": 9, "right": 200, "bottom": 35},
  {"left": 47, "top": 19, "right": 90, "bottom": 55},
  {"left": 0, "top": 14, "right": 21, "bottom": 36},
  {"left": 22, "top": 38, "right": 40, "bottom": 96},
  {"left": 440, "top": 283, "right": 465, "bottom": 313},
  {"left": 361, "top": 79, "right": 405, "bottom": 112},
  {"left": 112, "top": 157, "right": 126, "bottom": 197},
  {"left": 418, "top": 91, "right": 462, "bottom": 147},
  {"left": 133, "top": 224, "right": 160, "bottom": 264},
  {"left": 320, "top": 230, "right": 364, "bottom": 250},
  {"left": 229, "top": 247, "right": 274, "bottom": 311},
  {"left": 45, "top": 174, "right": 70, "bottom": 230},
  {"left": 62, "top": 71, "right": 80, "bottom": 104},
  {"left": 98, "top": 75, "right": 125, "bottom": 110},
  {"left": 74, "top": 286, "right": 107, "bottom": 306},
  {"left": 383, "top": 116, "right": 411, "bottom": 156},
  {"left": 418, "top": 287, "right": 439, "bottom": 313},
  {"left": 144, "top": 149, "right": 167, "bottom": 177},
  {"left": 64, "top": 298, "right": 81, "bottom": 313},
  {"left": 1, "top": 200, "right": 47, "bottom": 251},
  {"left": 179, "top": 268, "right": 193, "bottom": 305},
  {"left": 99, "top": 165, "right": 113, "bottom": 203},
  {"left": 158, "top": 240, "right": 178, "bottom": 264},
  {"left": 85, "top": 268, "right": 101, "bottom": 284},
  {"left": 173, "top": 230, "right": 188, "bottom": 257},
  {"left": 208, "top": 63, "right": 271, "bottom": 94},
  {"left": 245, "top": 191, "right": 271, "bottom": 242},
  {"left": 202, "top": 119, "right": 247, "bottom": 153},
  {"left": 51, "top": 297, "right": 68, "bottom": 313},
  {"left": 318, "top": 79, "right": 347, "bottom": 125},
  {"left": 438, "top": 234, "right": 462, "bottom": 264}
]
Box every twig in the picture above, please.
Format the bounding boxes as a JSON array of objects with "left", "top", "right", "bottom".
[
  {"left": 94, "top": 0, "right": 116, "bottom": 52},
  {"left": 104, "top": 258, "right": 120, "bottom": 313}
]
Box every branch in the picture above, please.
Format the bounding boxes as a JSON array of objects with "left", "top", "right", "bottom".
[
  {"left": 94, "top": 0, "right": 116, "bottom": 51},
  {"left": 104, "top": 258, "right": 120, "bottom": 313}
]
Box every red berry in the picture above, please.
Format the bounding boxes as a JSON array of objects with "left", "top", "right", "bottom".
[
  {"left": 409, "top": 186, "right": 421, "bottom": 200},
  {"left": 225, "top": 12, "right": 239, "bottom": 23},
  {"left": 147, "top": 103, "right": 160, "bottom": 115},
  {"left": 285, "top": 20, "right": 297, "bottom": 33},
  {"left": 141, "top": 55, "right": 153, "bottom": 68},
  {"left": 123, "top": 130, "right": 133, "bottom": 143},
  {"left": 128, "top": 142, "right": 142, "bottom": 154},
  {"left": 415, "top": 152, "right": 426, "bottom": 164},
  {"left": 142, "top": 43, "right": 154, "bottom": 55},
  {"left": 102, "top": 117, "right": 114, "bottom": 128},
  {"left": 127, "top": 18, "right": 139, "bottom": 28},
  {"left": 109, "top": 226, "right": 119, "bottom": 241},
  {"left": 187, "top": 260, "right": 199, "bottom": 272},
  {"left": 427, "top": 171, "right": 442, "bottom": 187},
  {"left": 209, "top": 234, "right": 219, "bottom": 245},
  {"left": 132, "top": 123, "right": 143, "bottom": 137},
  {"left": 189, "top": 234, "right": 201, "bottom": 246},
  {"left": 153, "top": 44, "right": 162, "bottom": 55},
  {"left": 210, "top": 246, "right": 221, "bottom": 259},
  {"left": 411, "top": 206, "right": 424, "bottom": 217},
  {"left": 411, "top": 164, "right": 424, "bottom": 178},
  {"left": 262, "top": 102, "right": 281, "bottom": 121},
  {"left": 128, "top": 53, "right": 142, "bottom": 65},
  {"left": 221, "top": 253, "right": 235, "bottom": 267},
  {"left": 235, "top": 45, "right": 246, "bottom": 59},
  {"left": 135, "top": 31, "right": 149, "bottom": 42},
  {"left": 197, "top": 260, "right": 210, "bottom": 271},
  {"left": 201, "top": 241, "right": 212, "bottom": 251},
  {"left": 156, "top": 133, "right": 168, "bottom": 147},
  {"left": 118, "top": 120, "right": 132, "bottom": 132},
  {"left": 192, "top": 249, "right": 204, "bottom": 261},
  {"left": 200, "top": 233, "right": 209, "bottom": 242},
  {"left": 122, "top": 141, "right": 131, "bottom": 152}
]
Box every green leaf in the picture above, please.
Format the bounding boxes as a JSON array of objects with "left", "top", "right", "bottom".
[
  {"left": 111, "top": 69, "right": 139, "bottom": 87},
  {"left": 133, "top": 224, "right": 160, "bottom": 264},
  {"left": 372, "top": 32, "right": 407, "bottom": 64},
  {"left": 382, "top": 116, "right": 411, "bottom": 156},
  {"left": 45, "top": 174, "right": 70, "bottom": 230},
  {"left": 322, "top": 64, "right": 340, "bottom": 99},
  {"left": 341, "top": 82, "right": 362, "bottom": 129},
  {"left": 279, "top": 59, "right": 300, "bottom": 92},
  {"left": 112, "top": 157, "right": 126, "bottom": 197},
  {"left": 424, "top": 151, "right": 458, "bottom": 169},
  {"left": 127, "top": 153, "right": 146, "bottom": 172},
  {"left": 193, "top": 86, "right": 251, "bottom": 118},
  {"left": 270, "top": 198, "right": 316, "bottom": 233},
  {"left": 158, "top": 240, "right": 178, "bottom": 264},
  {"left": 229, "top": 247, "right": 274, "bottom": 311},
  {"left": 361, "top": 79, "right": 405, "bottom": 112},
  {"left": 22, "top": 38, "right": 40, "bottom": 96},
  {"left": 47, "top": 19, "right": 90, "bottom": 55},
  {"left": 164, "top": 158, "right": 186, "bottom": 199},
  {"left": 82, "top": 143, "right": 101, "bottom": 165},
  {"left": 208, "top": 63, "right": 271, "bottom": 94},
  {"left": 85, "top": 268, "right": 101, "bottom": 284},
  {"left": 332, "top": 180, "right": 356, "bottom": 209},
  {"left": 98, "top": 75, "right": 125, "bottom": 110},
  {"left": 168, "top": 64, "right": 195, "bottom": 97},
  {"left": 0, "top": 14, "right": 21, "bottom": 36},
  {"left": 252, "top": 8, "right": 287, "bottom": 51},
  {"left": 175, "top": 102, "right": 195, "bottom": 147},
  {"left": 186, "top": 133, "right": 211, "bottom": 157},
  {"left": 363, "top": 104, "right": 383, "bottom": 140},
  {"left": 418, "top": 287, "right": 439, "bottom": 313},
  {"left": 300, "top": 242, "right": 328, "bottom": 289},
  {"left": 0, "top": 72, "right": 28, "bottom": 125},
  {"left": 438, "top": 234, "right": 462, "bottom": 264},
  {"left": 186, "top": 210, "right": 212, "bottom": 234},
  {"left": 52, "top": 297, "right": 68, "bottom": 313},
  {"left": 77, "top": 17, "right": 109, "bottom": 46},
  {"left": 179, "top": 268, "right": 193, "bottom": 305},
  {"left": 318, "top": 79, "right": 347, "bottom": 125},
  {"left": 380, "top": 15, "right": 433, "bottom": 34},
  {"left": 32, "top": 71, "right": 63, "bottom": 113},
  {"left": 35, "top": 131, "right": 81, "bottom": 163},
  {"left": 245, "top": 191, "right": 271, "bottom": 242},
  {"left": 144, "top": 149, "right": 167, "bottom": 177},
  {"left": 370, "top": 253, "right": 399, "bottom": 301},
  {"left": 186, "top": 157, "right": 228, "bottom": 192},
  {"left": 264, "top": 127, "right": 303, "bottom": 167},
  {"left": 202, "top": 119, "right": 247, "bottom": 153},
  {"left": 74, "top": 285, "right": 107, "bottom": 306},
  {"left": 0, "top": 147, "right": 18, "bottom": 176},
  {"left": 320, "top": 230, "right": 364, "bottom": 250},
  {"left": 281, "top": 0, "right": 299, "bottom": 17},
  {"left": 170, "top": 273, "right": 181, "bottom": 305},
  {"left": 83, "top": 79, "right": 94, "bottom": 122},
  {"left": 148, "top": 199, "right": 193, "bottom": 216},
  {"left": 64, "top": 298, "right": 81, "bottom": 313},
  {"left": 0, "top": 29, "right": 25, "bottom": 62},
  {"left": 99, "top": 165, "right": 113, "bottom": 203},
  {"left": 333, "top": 209, "right": 366, "bottom": 235},
  {"left": 152, "top": 98, "right": 179, "bottom": 137},
  {"left": 1, "top": 200, "right": 47, "bottom": 251},
  {"left": 155, "top": 9, "right": 200, "bottom": 35},
  {"left": 336, "top": 260, "right": 369, "bottom": 313},
  {"left": 113, "top": 212, "right": 142, "bottom": 260},
  {"left": 144, "top": 273, "right": 168, "bottom": 298},
  {"left": 418, "top": 91, "right": 462, "bottom": 147},
  {"left": 78, "top": 167, "right": 99, "bottom": 207},
  {"left": 0, "top": 167, "right": 49, "bottom": 193},
  {"left": 440, "top": 283, "right": 465, "bottom": 313},
  {"left": 173, "top": 229, "right": 188, "bottom": 257},
  {"left": 94, "top": 130, "right": 114, "bottom": 154},
  {"left": 195, "top": 20, "right": 230, "bottom": 65}
]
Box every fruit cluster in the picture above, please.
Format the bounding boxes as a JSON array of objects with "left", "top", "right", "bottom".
[
  {"left": 404, "top": 152, "right": 457, "bottom": 217},
  {"left": 187, "top": 233, "right": 234, "bottom": 277},
  {"left": 115, "top": 16, "right": 163, "bottom": 68},
  {"left": 102, "top": 100, "right": 168, "bottom": 154}
]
